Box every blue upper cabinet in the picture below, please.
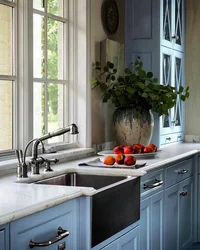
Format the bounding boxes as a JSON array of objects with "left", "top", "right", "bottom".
[{"left": 125, "top": 0, "right": 185, "bottom": 147}]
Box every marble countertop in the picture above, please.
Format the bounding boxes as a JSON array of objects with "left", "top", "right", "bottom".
[{"left": 0, "top": 142, "right": 200, "bottom": 226}]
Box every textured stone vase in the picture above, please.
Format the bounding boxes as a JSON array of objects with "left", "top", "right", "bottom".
[{"left": 113, "top": 108, "right": 154, "bottom": 146}]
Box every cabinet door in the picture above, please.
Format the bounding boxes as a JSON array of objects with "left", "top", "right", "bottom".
[
  {"left": 118, "top": 226, "right": 140, "bottom": 250},
  {"left": 165, "top": 177, "right": 193, "bottom": 250},
  {"left": 140, "top": 191, "right": 163, "bottom": 250},
  {"left": 0, "top": 224, "right": 9, "bottom": 250},
  {"left": 179, "top": 178, "right": 193, "bottom": 250},
  {"left": 101, "top": 227, "right": 140, "bottom": 250},
  {"left": 160, "top": 47, "right": 184, "bottom": 140},
  {"left": 10, "top": 199, "right": 78, "bottom": 250},
  {"left": 161, "top": 0, "right": 185, "bottom": 52},
  {"left": 173, "top": 0, "right": 185, "bottom": 52},
  {"left": 172, "top": 50, "right": 184, "bottom": 133}
]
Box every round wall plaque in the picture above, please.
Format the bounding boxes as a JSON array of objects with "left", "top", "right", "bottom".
[{"left": 102, "top": 0, "right": 119, "bottom": 35}]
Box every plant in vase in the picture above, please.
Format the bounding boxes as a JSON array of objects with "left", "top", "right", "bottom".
[{"left": 92, "top": 57, "right": 189, "bottom": 145}]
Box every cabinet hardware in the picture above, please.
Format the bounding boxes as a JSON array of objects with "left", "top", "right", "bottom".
[
  {"left": 180, "top": 190, "right": 187, "bottom": 196},
  {"left": 177, "top": 169, "right": 188, "bottom": 174},
  {"left": 143, "top": 179, "right": 163, "bottom": 189},
  {"left": 166, "top": 137, "right": 171, "bottom": 141},
  {"left": 177, "top": 135, "right": 182, "bottom": 139},
  {"left": 29, "top": 227, "right": 69, "bottom": 248},
  {"left": 172, "top": 35, "right": 179, "bottom": 40}
]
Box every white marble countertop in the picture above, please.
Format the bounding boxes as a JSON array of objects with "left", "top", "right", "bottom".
[{"left": 0, "top": 142, "right": 200, "bottom": 226}]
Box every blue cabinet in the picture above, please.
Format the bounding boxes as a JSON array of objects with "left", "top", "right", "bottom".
[
  {"left": 0, "top": 224, "right": 9, "bottom": 250},
  {"left": 10, "top": 199, "right": 78, "bottom": 250},
  {"left": 140, "top": 168, "right": 164, "bottom": 250},
  {"left": 125, "top": 0, "right": 185, "bottom": 147},
  {"left": 164, "top": 158, "right": 194, "bottom": 250},
  {"left": 101, "top": 226, "right": 140, "bottom": 250}
]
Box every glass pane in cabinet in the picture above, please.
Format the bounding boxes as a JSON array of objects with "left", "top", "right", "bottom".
[
  {"left": 174, "top": 57, "right": 182, "bottom": 127},
  {"left": 0, "top": 5, "right": 13, "bottom": 75},
  {"left": 47, "top": 18, "right": 64, "bottom": 80},
  {"left": 163, "top": 0, "right": 172, "bottom": 41},
  {"left": 162, "top": 54, "right": 172, "bottom": 128},
  {"left": 33, "top": 14, "right": 45, "bottom": 78},
  {"left": 175, "top": 0, "right": 182, "bottom": 46},
  {"left": 163, "top": 54, "right": 172, "bottom": 86},
  {"left": 0, "top": 81, "right": 12, "bottom": 150}
]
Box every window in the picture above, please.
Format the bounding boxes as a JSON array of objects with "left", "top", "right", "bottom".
[
  {"left": 33, "top": 0, "right": 66, "bottom": 144},
  {"left": 0, "top": 0, "right": 91, "bottom": 158},
  {"left": 0, "top": 1, "right": 16, "bottom": 152}
]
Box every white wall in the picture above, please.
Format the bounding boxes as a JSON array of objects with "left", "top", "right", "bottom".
[
  {"left": 185, "top": 0, "right": 200, "bottom": 136},
  {"left": 91, "top": 0, "right": 125, "bottom": 146}
]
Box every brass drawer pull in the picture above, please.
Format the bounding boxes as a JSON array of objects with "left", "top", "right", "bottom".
[
  {"left": 177, "top": 169, "right": 188, "bottom": 174},
  {"left": 180, "top": 190, "right": 187, "bottom": 196},
  {"left": 29, "top": 227, "right": 69, "bottom": 248},
  {"left": 143, "top": 179, "right": 163, "bottom": 189}
]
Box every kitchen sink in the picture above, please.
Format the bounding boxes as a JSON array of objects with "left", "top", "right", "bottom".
[
  {"left": 34, "top": 173, "right": 128, "bottom": 190},
  {"left": 34, "top": 173, "right": 140, "bottom": 247}
]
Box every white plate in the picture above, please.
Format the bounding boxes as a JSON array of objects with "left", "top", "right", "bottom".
[
  {"left": 78, "top": 158, "right": 146, "bottom": 169},
  {"left": 97, "top": 150, "right": 162, "bottom": 158}
]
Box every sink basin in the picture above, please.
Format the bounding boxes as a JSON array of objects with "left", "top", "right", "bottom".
[
  {"left": 34, "top": 172, "right": 140, "bottom": 247},
  {"left": 34, "top": 173, "right": 128, "bottom": 190}
]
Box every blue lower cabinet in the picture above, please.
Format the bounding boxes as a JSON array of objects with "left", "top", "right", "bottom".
[
  {"left": 0, "top": 224, "right": 9, "bottom": 250},
  {"left": 101, "top": 226, "right": 140, "bottom": 250},
  {"left": 10, "top": 199, "right": 78, "bottom": 250},
  {"left": 140, "top": 190, "right": 164, "bottom": 250},
  {"left": 164, "top": 177, "right": 193, "bottom": 250}
]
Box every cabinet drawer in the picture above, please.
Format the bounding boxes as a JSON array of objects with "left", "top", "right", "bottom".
[
  {"left": 141, "top": 168, "right": 164, "bottom": 198},
  {"left": 160, "top": 132, "right": 184, "bottom": 146},
  {"left": 165, "top": 158, "right": 193, "bottom": 188},
  {"left": 10, "top": 199, "right": 78, "bottom": 250}
]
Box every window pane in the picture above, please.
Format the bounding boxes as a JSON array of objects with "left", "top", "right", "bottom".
[
  {"left": 47, "top": 18, "right": 63, "bottom": 80},
  {"left": 33, "top": 14, "right": 45, "bottom": 78},
  {"left": 33, "top": 0, "right": 45, "bottom": 11},
  {"left": 47, "top": 83, "right": 64, "bottom": 143},
  {"left": 33, "top": 82, "right": 45, "bottom": 138},
  {"left": 0, "top": 5, "right": 13, "bottom": 75},
  {"left": 0, "top": 81, "right": 12, "bottom": 150},
  {"left": 47, "top": 0, "right": 63, "bottom": 17},
  {"left": 33, "top": 82, "right": 64, "bottom": 143}
]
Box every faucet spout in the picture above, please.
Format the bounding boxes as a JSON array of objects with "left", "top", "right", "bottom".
[{"left": 32, "top": 124, "right": 79, "bottom": 159}]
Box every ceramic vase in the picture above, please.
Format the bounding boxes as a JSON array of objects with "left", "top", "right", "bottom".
[{"left": 113, "top": 107, "right": 154, "bottom": 146}]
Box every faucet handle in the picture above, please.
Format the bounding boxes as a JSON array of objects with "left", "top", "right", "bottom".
[{"left": 43, "top": 158, "right": 59, "bottom": 172}]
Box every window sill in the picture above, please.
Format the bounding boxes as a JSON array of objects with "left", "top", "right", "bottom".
[{"left": 0, "top": 147, "right": 95, "bottom": 177}]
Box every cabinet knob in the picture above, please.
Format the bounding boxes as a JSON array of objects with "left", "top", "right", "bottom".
[
  {"left": 29, "top": 227, "right": 69, "bottom": 248},
  {"left": 177, "top": 169, "right": 188, "bottom": 174},
  {"left": 166, "top": 137, "right": 171, "bottom": 141},
  {"left": 180, "top": 190, "right": 187, "bottom": 196}
]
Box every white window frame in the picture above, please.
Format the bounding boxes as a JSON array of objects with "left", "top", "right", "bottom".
[{"left": 17, "top": 0, "right": 92, "bottom": 152}]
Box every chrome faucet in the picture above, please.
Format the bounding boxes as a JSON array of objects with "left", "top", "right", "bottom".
[{"left": 16, "top": 124, "right": 79, "bottom": 178}]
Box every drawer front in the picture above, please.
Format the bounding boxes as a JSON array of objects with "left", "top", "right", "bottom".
[
  {"left": 141, "top": 168, "right": 164, "bottom": 198},
  {"left": 160, "top": 132, "right": 184, "bottom": 146},
  {"left": 165, "top": 158, "right": 193, "bottom": 188},
  {"left": 10, "top": 199, "right": 78, "bottom": 250}
]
